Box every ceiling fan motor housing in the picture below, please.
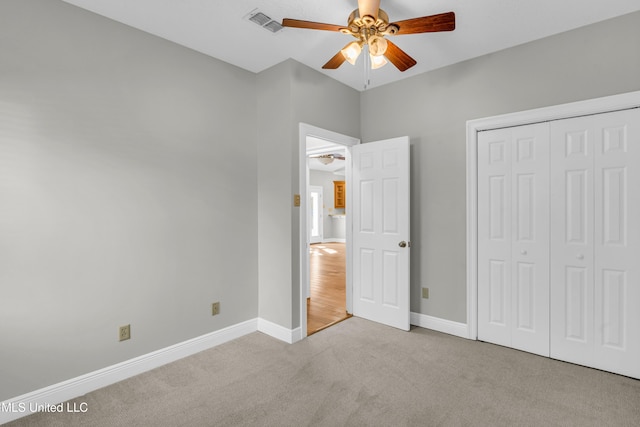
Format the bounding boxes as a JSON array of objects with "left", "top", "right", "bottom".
[{"left": 340, "top": 9, "right": 399, "bottom": 45}]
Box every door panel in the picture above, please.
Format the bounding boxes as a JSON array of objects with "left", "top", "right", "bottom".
[
  {"left": 565, "top": 266, "right": 588, "bottom": 341},
  {"left": 352, "top": 137, "right": 410, "bottom": 331},
  {"left": 510, "top": 124, "right": 549, "bottom": 355},
  {"left": 551, "top": 108, "right": 640, "bottom": 378},
  {"left": 515, "top": 262, "right": 534, "bottom": 330},
  {"left": 593, "top": 109, "right": 640, "bottom": 378},
  {"left": 478, "top": 128, "right": 512, "bottom": 346},
  {"left": 478, "top": 123, "right": 549, "bottom": 356},
  {"left": 550, "top": 115, "right": 595, "bottom": 367},
  {"left": 382, "top": 251, "right": 399, "bottom": 307},
  {"left": 489, "top": 260, "right": 507, "bottom": 325}
]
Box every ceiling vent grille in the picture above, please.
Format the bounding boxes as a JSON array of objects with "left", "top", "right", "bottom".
[{"left": 245, "top": 9, "right": 284, "bottom": 33}]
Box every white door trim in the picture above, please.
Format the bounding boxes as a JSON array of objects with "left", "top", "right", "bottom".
[
  {"left": 466, "top": 90, "right": 640, "bottom": 340},
  {"left": 299, "top": 123, "right": 359, "bottom": 338},
  {"left": 309, "top": 185, "right": 323, "bottom": 244}
]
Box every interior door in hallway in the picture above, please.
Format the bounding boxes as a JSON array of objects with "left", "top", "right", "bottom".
[{"left": 351, "top": 137, "right": 410, "bottom": 331}]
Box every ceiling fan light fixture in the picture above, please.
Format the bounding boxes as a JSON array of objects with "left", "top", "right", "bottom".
[
  {"left": 368, "top": 35, "right": 388, "bottom": 56},
  {"left": 317, "top": 155, "right": 334, "bottom": 165},
  {"left": 370, "top": 53, "right": 387, "bottom": 69},
  {"left": 341, "top": 41, "right": 362, "bottom": 65}
]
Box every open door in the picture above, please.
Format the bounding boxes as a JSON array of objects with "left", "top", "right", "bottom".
[{"left": 351, "top": 137, "right": 410, "bottom": 331}]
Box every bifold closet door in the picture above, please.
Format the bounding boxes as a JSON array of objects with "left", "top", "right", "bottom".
[
  {"left": 550, "top": 108, "right": 640, "bottom": 379},
  {"left": 478, "top": 123, "right": 550, "bottom": 357}
]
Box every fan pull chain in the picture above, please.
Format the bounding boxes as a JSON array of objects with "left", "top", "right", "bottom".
[{"left": 364, "top": 45, "right": 371, "bottom": 90}]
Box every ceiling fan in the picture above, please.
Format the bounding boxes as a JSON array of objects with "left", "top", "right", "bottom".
[
  {"left": 309, "top": 153, "right": 345, "bottom": 165},
  {"left": 282, "top": 0, "right": 455, "bottom": 72}
]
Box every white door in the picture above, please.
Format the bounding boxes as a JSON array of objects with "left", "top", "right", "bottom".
[
  {"left": 351, "top": 137, "right": 410, "bottom": 331},
  {"left": 478, "top": 127, "right": 513, "bottom": 347},
  {"left": 309, "top": 186, "right": 323, "bottom": 244},
  {"left": 477, "top": 123, "right": 550, "bottom": 356},
  {"left": 550, "top": 108, "right": 640, "bottom": 378}
]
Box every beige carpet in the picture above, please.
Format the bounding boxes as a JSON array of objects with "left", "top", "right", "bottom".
[{"left": 6, "top": 317, "right": 640, "bottom": 426}]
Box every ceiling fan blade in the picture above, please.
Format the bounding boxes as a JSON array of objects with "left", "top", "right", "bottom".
[
  {"left": 384, "top": 40, "right": 417, "bottom": 72},
  {"left": 322, "top": 47, "right": 348, "bottom": 69},
  {"left": 390, "top": 12, "right": 456, "bottom": 35},
  {"left": 282, "top": 18, "right": 345, "bottom": 32},
  {"left": 358, "top": 0, "right": 380, "bottom": 19}
]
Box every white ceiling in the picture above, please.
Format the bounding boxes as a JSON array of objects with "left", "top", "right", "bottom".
[{"left": 61, "top": 0, "right": 640, "bottom": 91}]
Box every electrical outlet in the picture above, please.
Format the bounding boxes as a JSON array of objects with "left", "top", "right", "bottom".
[
  {"left": 119, "top": 324, "right": 131, "bottom": 341},
  {"left": 422, "top": 287, "right": 429, "bottom": 299},
  {"left": 212, "top": 302, "right": 220, "bottom": 316}
]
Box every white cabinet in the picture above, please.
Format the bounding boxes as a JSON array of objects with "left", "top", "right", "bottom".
[{"left": 477, "top": 107, "right": 640, "bottom": 378}]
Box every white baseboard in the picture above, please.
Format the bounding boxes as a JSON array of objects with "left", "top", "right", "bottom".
[
  {"left": 257, "top": 318, "right": 303, "bottom": 344},
  {"left": 322, "top": 238, "right": 346, "bottom": 243},
  {"left": 0, "top": 318, "right": 258, "bottom": 425},
  {"left": 410, "top": 312, "right": 470, "bottom": 339}
]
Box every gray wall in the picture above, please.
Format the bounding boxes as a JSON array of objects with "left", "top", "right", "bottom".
[
  {"left": 0, "top": 0, "right": 258, "bottom": 400},
  {"left": 256, "top": 61, "right": 295, "bottom": 329},
  {"left": 256, "top": 60, "right": 360, "bottom": 329},
  {"left": 360, "top": 11, "right": 640, "bottom": 323}
]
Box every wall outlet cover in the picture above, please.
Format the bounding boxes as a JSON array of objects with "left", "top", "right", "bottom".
[{"left": 119, "top": 324, "right": 131, "bottom": 341}]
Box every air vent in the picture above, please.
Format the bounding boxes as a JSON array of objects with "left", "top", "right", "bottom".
[
  {"left": 263, "top": 20, "right": 284, "bottom": 33},
  {"left": 245, "top": 9, "right": 284, "bottom": 34},
  {"left": 249, "top": 12, "right": 270, "bottom": 26}
]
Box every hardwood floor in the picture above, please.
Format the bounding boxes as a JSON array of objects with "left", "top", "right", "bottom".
[{"left": 307, "top": 242, "right": 351, "bottom": 335}]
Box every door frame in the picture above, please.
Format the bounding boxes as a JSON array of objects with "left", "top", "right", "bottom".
[
  {"left": 466, "top": 90, "right": 640, "bottom": 341},
  {"left": 299, "top": 123, "right": 360, "bottom": 338},
  {"left": 308, "top": 185, "right": 324, "bottom": 244}
]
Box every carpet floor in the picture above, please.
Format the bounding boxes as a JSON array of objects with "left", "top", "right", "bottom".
[{"left": 6, "top": 317, "right": 640, "bottom": 426}]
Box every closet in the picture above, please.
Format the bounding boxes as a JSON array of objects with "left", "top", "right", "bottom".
[{"left": 477, "top": 107, "right": 640, "bottom": 379}]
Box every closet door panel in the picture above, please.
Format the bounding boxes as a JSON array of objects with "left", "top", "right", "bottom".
[
  {"left": 478, "top": 129, "right": 512, "bottom": 347},
  {"left": 551, "top": 108, "right": 640, "bottom": 378},
  {"left": 593, "top": 108, "right": 640, "bottom": 378},
  {"left": 510, "top": 124, "right": 550, "bottom": 356},
  {"left": 550, "top": 116, "right": 595, "bottom": 367},
  {"left": 478, "top": 123, "right": 549, "bottom": 357}
]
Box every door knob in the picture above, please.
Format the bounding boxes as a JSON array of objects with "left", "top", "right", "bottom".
[{"left": 399, "top": 241, "right": 407, "bottom": 248}]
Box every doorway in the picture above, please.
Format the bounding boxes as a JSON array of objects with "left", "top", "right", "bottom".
[
  {"left": 298, "top": 123, "right": 359, "bottom": 337},
  {"left": 306, "top": 138, "right": 348, "bottom": 335}
]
